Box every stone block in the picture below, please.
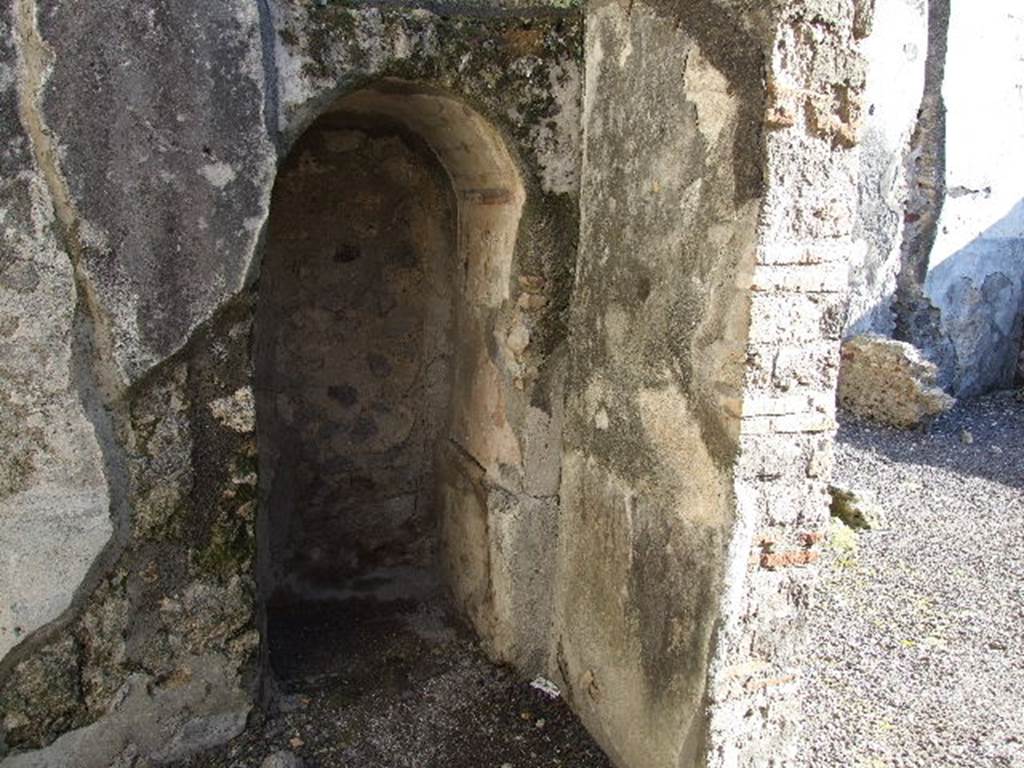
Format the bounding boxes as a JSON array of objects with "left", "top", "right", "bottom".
[{"left": 837, "top": 334, "right": 954, "bottom": 428}]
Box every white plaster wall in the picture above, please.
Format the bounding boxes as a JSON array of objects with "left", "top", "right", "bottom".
[
  {"left": 925, "top": 1, "right": 1024, "bottom": 394},
  {"left": 847, "top": 0, "right": 928, "bottom": 335}
]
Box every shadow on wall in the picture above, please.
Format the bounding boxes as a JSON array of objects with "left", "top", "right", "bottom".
[
  {"left": 851, "top": 198, "right": 1024, "bottom": 397},
  {"left": 253, "top": 77, "right": 570, "bottom": 688},
  {"left": 921, "top": 198, "right": 1024, "bottom": 396}
]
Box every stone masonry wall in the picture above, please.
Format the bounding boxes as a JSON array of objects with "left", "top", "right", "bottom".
[
  {"left": 1, "top": 301, "right": 261, "bottom": 765},
  {"left": 706, "top": 1, "right": 868, "bottom": 765},
  {"left": 1, "top": 3, "right": 582, "bottom": 764},
  {"left": 268, "top": 4, "right": 582, "bottom": 678},
  {"left": 555, "top": 1, "right": 870, "bottom": 765}
]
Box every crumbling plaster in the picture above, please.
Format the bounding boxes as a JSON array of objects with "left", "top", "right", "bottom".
[
  {"left": 920, "top": 0, "right": 1024, "bottom": 396},
  {"left": 2, "top": 2, "right": 584, "bottom": 764},
  {"left": 851, "top": 0, "right": 1024, "bottom": 396},
  {"left": 554, "top": 4, "right": 757, "bottom": 766},
  {"left": 2, "top": 0, "right": 881, "bottom": 766},
  {"left": 845, "top": 0, "right": 927, "bottom": 337}
]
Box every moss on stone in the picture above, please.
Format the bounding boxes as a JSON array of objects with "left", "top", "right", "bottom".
[
  {"left": 829, "top": 485, "right": 885, "bottom": 530},
  {"left": 828, "top": 518, "right": 860, "bottom": 568},
  {"left": 0, "top": 636, "right": 85, "bottom": 750},
  {"left": 194, "top": 451, "right": 258, "bottom": 582},
  {"left": 194, "top": 508, "right": 256, "bottom": 582}
]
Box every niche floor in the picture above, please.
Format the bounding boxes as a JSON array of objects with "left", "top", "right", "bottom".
[{"left": 173, "top": 572, "right": 613, "bottom": 768}]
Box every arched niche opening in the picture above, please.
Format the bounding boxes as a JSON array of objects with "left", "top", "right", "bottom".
[{"left": 254, "top": 80, "right": 526, "bottom": 688}]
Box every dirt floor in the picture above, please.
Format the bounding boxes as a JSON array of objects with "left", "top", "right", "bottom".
[{"left": 172, "top": 569, "right": 612, "bottom": 768}]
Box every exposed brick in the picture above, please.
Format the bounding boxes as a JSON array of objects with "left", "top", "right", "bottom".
[
  {"left": 757, "top": 240, "right": 857, "bottom": 266},
  {"left": 759, "top": 550, "right": 819, "bottom": 570},
  {"left": 749, "top": 263, "right": 848, "bottom": 294}
]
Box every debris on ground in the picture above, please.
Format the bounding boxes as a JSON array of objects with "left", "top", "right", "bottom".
[
  {"left": 529, "top": 677, "right": 561, "bottom": 699},
  {"left": 171, "top": 579, "right": 611, "bottom": 768},
  {"left": 829, "top": 485, "right": 886, "bottom": 530},
  {"left": 260, "top": 751, "right": 303, "bottom": 768},
  {"left": 837, "top": 335, "right": 955, "bottom": 428}
]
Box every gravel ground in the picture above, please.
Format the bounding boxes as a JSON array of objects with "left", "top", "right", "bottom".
[
  {"left": 800, "top": 390, "right": 1024, "bottom": 768},
  {"left": 172, "top": 570, "right": 612, "bottom": 768},
  {"left": 170, "top": 391, "right": 1023, "bottom": 768}
]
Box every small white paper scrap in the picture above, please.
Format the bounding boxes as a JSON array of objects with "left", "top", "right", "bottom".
[{"left": 530, "top": 676, "right": 561, "bottom": 699}]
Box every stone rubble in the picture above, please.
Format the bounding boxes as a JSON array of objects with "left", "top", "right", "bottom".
[
  {"left": 838, "top": 335, "right": 955, "bottom": 428},
  {"left": 829, "top": 485, "right": 886, "bottom": 530}
]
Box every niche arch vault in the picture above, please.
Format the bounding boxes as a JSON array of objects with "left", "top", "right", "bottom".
[{"left": 255, "top": 79, "right": 555, "bottom": 674}]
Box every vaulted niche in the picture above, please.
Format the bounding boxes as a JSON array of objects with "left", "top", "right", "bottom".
[{"left": 254, "top": 81, "right": 526, "bottom": 686}]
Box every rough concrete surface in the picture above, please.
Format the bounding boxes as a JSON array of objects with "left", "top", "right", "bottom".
[
  {"left": 35, "top": 0, "right": 277, "bottom": 382},
  {"left": 801, "top": 391, "right": 1024, "bottom": 767},
  {"left": 0, "top": 0, "right": 111, "bottom": 664}
]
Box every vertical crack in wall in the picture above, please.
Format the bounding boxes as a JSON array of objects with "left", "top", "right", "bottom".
[
  {"left": 2, "top": 0, "right": 133, "bottom": 679},
  {"left": 245, "top": 0, "right": 283, "bottom": 296},
  {"left": 255, "top": 0, "right": 281, "bottom": 153},
  {"left": 893, "top": 0, "right": 955, "bottom": 378}
]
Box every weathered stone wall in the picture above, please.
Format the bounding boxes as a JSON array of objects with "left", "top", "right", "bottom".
[
  {"left": 1, "top": 301, "right": 261, "bottom": 766},
  {"left": 705, "top": 2, "right": 867, "bottom": 765},
  {"left": 554, "top": 2, "right": 767, "bottom": 766},
  {"left": 915, "top": 0, "right": 1024, "bottom": 395},
  {"left": 851, "top": 0, "right": 1024, "bottom": 396},
  {"left": 30, "top": 0, "right": 277, "bottom": 383},
  {"left": 845, "top": 0, "right": 927, "bottom": 336},
  {"left": 2, "top": 3, "right": 582, "bottom": 764},
  {"left": 892, "top": 0, "right": 949, "bottom": 369},
  {"left": 2, "top": 0, "right": 273, "bottom": 762},
  {"left": 0, "top": 0, "right": 912, "bottom": 765},
  {"left": 0, "top": 0, "right": 111, "bottom": 666},
  {"left": 552, "top": 2, "right": 869, "bottom": 765},
  {"left": 260, "top": 5, "right": 584, "bottom": 672}
]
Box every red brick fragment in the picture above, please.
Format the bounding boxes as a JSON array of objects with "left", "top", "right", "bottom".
[{"left": 760, "top": 550, "right": 819, "bottom": 570}]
